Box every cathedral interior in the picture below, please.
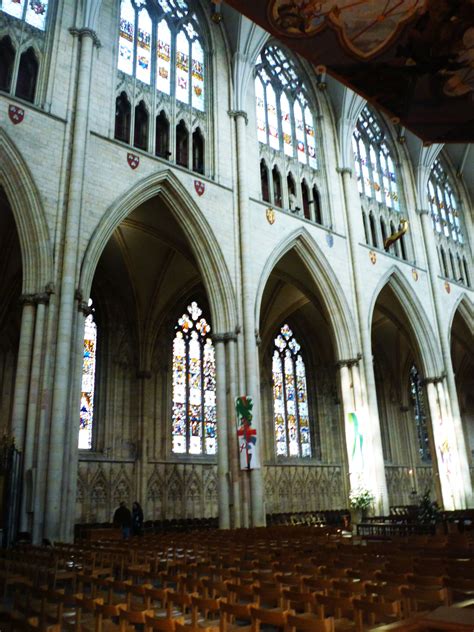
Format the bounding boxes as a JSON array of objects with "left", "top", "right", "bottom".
[{"left": 0, "top": 0, "right": 473, "bottom": 548}]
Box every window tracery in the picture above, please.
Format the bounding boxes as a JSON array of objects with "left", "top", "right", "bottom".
[
  {"left": 272, "top": 324, "right": 311, "bottom": 458},
  {"left": 116, "top": 0, "right": 207, "bottom": 172},
  {"left": 172, "top": 301, "right": 216, "bottom": 456},
  {"left": 353, "top": 106, "right": 409, "bottom": 261},
  {"left": 255, "top": 44, "right": 323, "bottom": 224},
  {"left": 427, "top": 159, "right": 470, "bottom": 286},
  {"left": 1, "top": 0, "right": 49, "bottom": 30},
  {"left": 79, "top": 302, "right": 97, "bottom": 450}
]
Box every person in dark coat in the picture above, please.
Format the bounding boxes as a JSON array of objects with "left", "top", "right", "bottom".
[
  {"left": 132, "top": 501, "right": 144, "bottom": 536},
  {"left": 113, "top": 501, "right": 132, "bottom": 539}
]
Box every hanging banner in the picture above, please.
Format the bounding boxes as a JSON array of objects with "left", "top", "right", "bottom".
[
  {"left": 345, "top": 411, "right": 366, "bottom": 488},
  {"left": 236, "top": 396, "right": 260, "bottom": 470}
]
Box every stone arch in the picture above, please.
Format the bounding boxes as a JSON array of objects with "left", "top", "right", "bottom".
[
  {"left": 79, "top": 170, "right": 237, "bottom": 334},
  {"left": 448, "top": 293, "right": 474, "bottom": 342},
  {"left": 368, "top": 266, "right": 442, "bottom": 378},
  {"left": 255, "top": 227, "right": 358, "bottom": 360},
  {"left": 0, "top": 129, "right": 52, "bottom": 293}
]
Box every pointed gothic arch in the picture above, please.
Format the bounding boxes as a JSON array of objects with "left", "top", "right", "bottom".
[
  {"left": 0, "top": 129, "right": 52, "bottom": 293},
  {"left": 255, "top": 227, "right": 358, "bottom": 361},
  {"left": 79, "top": 170, "right": 238, "bottom": 334},
  {"left": 368, "top": 267, "right": 443, "bottom": 378}
]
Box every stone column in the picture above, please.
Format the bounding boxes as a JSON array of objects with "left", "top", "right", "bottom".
[
  {"left": 20, "top": 293, "right": 49, "bottom": 532},
  {"left": 230, "top": 110, "right": 265, "bottom": 526},
  {"left": 418, "top": 208, "right": 472, "bottom": 506},
  {"left": 45, "top": 29, "right": 99, "bottom": 541},
  {"left": 338, "top": 167, "right": 388, "bottom": 513},
  {"left": 226, "top": 334, "right": 241, "bottom": 528},
  {"left": 11, "top": 295, "right": 36, "bottom": 451},
  {"left": 137, "top": 369, "right": 152, "bottom": 510},
  {"left": 212, "top": 334, "right": 230, "bottom": 528}
]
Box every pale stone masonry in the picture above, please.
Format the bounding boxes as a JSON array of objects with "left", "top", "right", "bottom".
[{"left": 0, "top": 0, "right": 472, "bottom": 543}]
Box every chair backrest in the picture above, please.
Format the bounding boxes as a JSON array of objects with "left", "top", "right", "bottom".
[
  {"left": 144, "top": 614, "right": 183, "bottom": 632},
  {"left": 353, "top": 598, "right": 401, "bottom": 632},
  {"left": 250, "top": 606, "right": 289, "bottom": 632},
  {"left": 119, "top": 608, "right": 154, "bottom": 631},
  {"left": 313, "top": 595, "right": 354, "bottom": 620},
  {"left": 285, "top": 613, "right": 335, "bottom": 632}
]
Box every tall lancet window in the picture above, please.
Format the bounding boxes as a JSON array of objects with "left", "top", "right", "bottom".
[
  {"left": 79, "top": 301, "right": 97, "bottom": 450},
  {"left": 1, "top": 0, "right": 49, "bottom": 30},
  {"left": 273, "top": 324, "right": 311, "bottom": 458},
  {"left": 117, "top": 0, "right": 205, "bottom": 110},
  {"left": 409, "top": 365, "right": 431, "bottom": 462},
  {"left": 172, "top": 301, "right": 216, "bottom": 456},
  {"left": 255, "top": 45, "right": 318, "bottom": 168}
]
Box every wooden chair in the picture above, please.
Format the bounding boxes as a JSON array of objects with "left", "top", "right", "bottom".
[
  {"left": 190, "top": 596, "right": 221, "bottom": 631},
  {"left": 285, "top": 613, "right": 335, "bottom": 632},
  {"left": 352, "top": 598, "right": 402, "bottom": 632},
  {"left": 249, "top": 606, "right": 291, "bottom": 632},
  {"left": 144, "top": 614, "right": 184, "bottom": 632},
  {"left": 400, "top": 586, "right": 449, "bottom": 617},
  {"left": 118, "top": 608, "right": 155, "bottom": 632},
  {"left": 219, "top": 600, "right": 252, "bottom": 632}
]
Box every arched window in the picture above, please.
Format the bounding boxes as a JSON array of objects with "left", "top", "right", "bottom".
[
  {"left": 380, "top": 218, "right": 387, "bottom": 245},
  {"left": 0, "top": 37, "right": 15, "bottom": 92},
  {"left": 1, "top": 0, "right": 49, "bottom": 30},
  {"left": 287, "top": 172, "right": 298, "bottom": 212},
  {"left": 172, "top": 301, "right": 216, "bottom": 456},
  {"left": 369, "top": 212, "right": 378, "bottom": 248},
  {"left": 312, "top": 185, "right": 321, "bottom": 224},
  {"left": 134, "top": 100, "right": 149, "bottom": 150},
  {"left": 117, "top": 0, "right": 205, "bottom": 111},
  {"left": 115, "top": 92, "right": 131, "bottom": 143},
  {"left": 155, "top": 110, "right": 170, "bottom": 158},
  {"left": 192, "top": 127, "right": 204, "bottom": 174},
  {"left": 273, "top": 324, "right": 311, "bottom": 458},
  {"left": 176, "top": 119, "right": 189, "bottom": 167},
  {"left": 463, "top": 257, "right": 470, "bottom": 287},
  {"left": 353, "top": 106, "right": 407, "bottom": 258},
  {"left": 301, "top": 180, "right": 310, "bottom": 220},
  {"left": 409, "top": 365, "right": 430, "bottom": 462},
  {"left": 427, "top": 157, "right": 467, "bottom": 283},
  {"left": 260, "top": 160, "right": 270, "bottom": 203},
  {"left": 16, "top": 47, "right": 38, "bottom": 103},
  {"left": 428, "top": 159, "right": 463, "bottom": 243},
  {"left": 255, "top": 45, "right": 318, "bottom": 168},
  {"left": 273, "top": 166, "right": 282, "bottom": 208},
  {"left": 79, "top": 302, "right": 97, "bottom": 450}
]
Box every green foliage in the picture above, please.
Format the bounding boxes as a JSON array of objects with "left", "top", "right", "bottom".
[
  {"left": 349, "top": 487, "right": 374, "bottom": 510},
  {"left": 417, "top": 489, "right": 440, "bottom": 524}
]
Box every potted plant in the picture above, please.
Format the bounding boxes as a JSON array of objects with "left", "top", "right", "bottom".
[{"left": 349, "top": 487, "right": 375, "bottom": 526}]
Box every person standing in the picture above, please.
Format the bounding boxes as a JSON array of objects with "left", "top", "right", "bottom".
[
  {"left": 132, "top": 501, "right": 144, "bottom": 537},
  {"left": 113, "top": 501, "right": 133, "bottom": 539}
]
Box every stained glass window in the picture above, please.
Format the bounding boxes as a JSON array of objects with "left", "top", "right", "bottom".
[
  {"left": 172, "top": 301, "right": 216, "bottom": 456},
  {"left": 428, "top": 159, "right": 463, "bottom": 244},
  {"left": 117, "top": 0, "right": 205, "bottom": 109},
  {"left": 353, "top": 107, "right": 399, "bottom": 209},
  {"left": 255, "top": 45, "right": 318, "bottom": 166},
  {"left": 409, "top": 365, "right": 430, "bottom": 462},
  {"left": 273, "top": 324, "right": 311, "bottom": 458},
  {"left": 2, "top": 0, "right": 49, "bottom": 30},
  {"left": 79, "top": 302, "right": 97, "bottom": 450}
]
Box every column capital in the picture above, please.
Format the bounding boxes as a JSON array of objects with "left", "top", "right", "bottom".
[
  {"left": 69, "top": 27, "right": 102, "bottom": 48},
  {"left": 421, "top": 373, "right": 446, "bottom": 386},
  {"left": 335, "top": 353, "right": 362, "bottom": 369},
  {"left": 228, "top": 110, "right": 248, "bottom": 125},
  {"left": 336, "top": 167, "right": 353, "bottom": 177},
  {"left": 19, "top": 294, "right": 36, "bottom": 306},
  {"left": 78, "top": 301, "right": 93, "bottom": 317},
  {"left": 212, "top": 331, "right": 238, "bottom": 344},
  {"left": 33, "top": 292, "right": 50, "bottom": 305},
  {"left": 416, "top": 208, "right": 430, "bottom": 217}
]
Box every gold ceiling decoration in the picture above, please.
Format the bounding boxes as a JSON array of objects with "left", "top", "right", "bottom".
[{"left": 268, "top": 0, "right": 428, "bottom": 59}]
